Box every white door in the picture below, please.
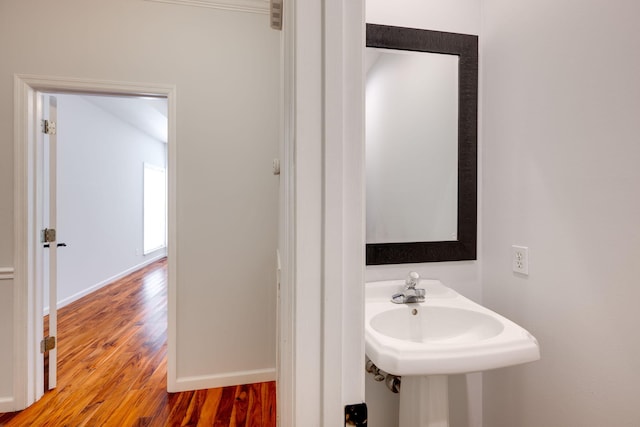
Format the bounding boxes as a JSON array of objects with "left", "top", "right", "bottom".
[{"left": 42, "top": 94, "right": 59, "bottom": 391}]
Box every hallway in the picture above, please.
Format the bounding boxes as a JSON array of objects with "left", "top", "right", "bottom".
[{"left": 0, "top": 258, "right": 276, "bottom": 426}]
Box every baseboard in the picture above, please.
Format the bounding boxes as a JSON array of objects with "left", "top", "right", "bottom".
[
  {"left": 0, "top": 396, "right": 16, "bottom": 413},
  {"left": 170, "top": 368, "right": 276, "bottom": 393},
  {"left": 43, "top": 252, "right": 167, "bottom": 315}
]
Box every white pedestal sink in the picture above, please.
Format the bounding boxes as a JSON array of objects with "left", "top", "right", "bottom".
[{"left": 365, "top": 280, "right": 540, "bottom": 427}]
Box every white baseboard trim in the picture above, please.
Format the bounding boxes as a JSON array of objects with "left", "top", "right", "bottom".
[
  {"left": 170, "top": 368, "right": 276, "bottom": 393},
  {"left": 0, "top": 396, "right": 16, "bottom": 413},
  {"left": 43, "top": 253, "right": 166, "bottom": 315},
  {"left": 0, "top": 267, "right": 14, "bottom": 281}
]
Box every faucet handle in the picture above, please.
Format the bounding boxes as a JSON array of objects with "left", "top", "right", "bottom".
[{"left": 405, "top": 271, "right": 420, "bottom": 289}]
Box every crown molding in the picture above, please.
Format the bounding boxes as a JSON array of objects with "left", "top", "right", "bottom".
[{"left": 145, "top": 0, "right": 269, "bottom": 14}]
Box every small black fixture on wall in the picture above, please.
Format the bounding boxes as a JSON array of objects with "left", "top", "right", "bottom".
[{"left": 345, "top": 402, "right": 368, "bottom": 426}]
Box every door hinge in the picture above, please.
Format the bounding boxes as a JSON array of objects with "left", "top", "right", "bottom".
[
  {"left": 41, "top": 336, "right": 56, "bottom": 353},
  {"left": 345, "top": 403, "right": 368, "bottom": 426},
  {"left": 42, "top": 119, "right": 57, "bottom": 135},
  {"left": 41, "top": 228, "right": 56, "bottom": 243}
]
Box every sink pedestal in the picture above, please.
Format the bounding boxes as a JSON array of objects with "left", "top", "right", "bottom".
[{"left": 399, "top": 375, "right": 449, "bottom": 427}]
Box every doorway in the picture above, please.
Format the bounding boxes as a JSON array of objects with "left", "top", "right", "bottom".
[
  {"left": 41, "top": 92, "right": 169, "bottom": 392},
  {"left": 13, "top": 75, "right": 177, "bottom": 410}
]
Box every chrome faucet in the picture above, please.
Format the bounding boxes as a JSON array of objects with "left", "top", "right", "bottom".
[{"left": 391, "top": 272, "right": 426, "bottom": 304}]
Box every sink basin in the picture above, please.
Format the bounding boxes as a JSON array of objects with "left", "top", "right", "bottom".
[
  {"left": 365, "top": 280, "right": 540, "bottom": 376},
  {"left": 370, "top": 306, "right": 504, "bottom": 344}
]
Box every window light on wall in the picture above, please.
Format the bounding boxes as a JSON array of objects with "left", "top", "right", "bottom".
[{"left": 143, "top": 163, "right": 167, "bottom": 255}]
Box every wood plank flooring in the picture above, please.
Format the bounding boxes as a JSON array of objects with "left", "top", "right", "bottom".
[{"left": 0, "top": 258, "right": 276, "bottom": 427}]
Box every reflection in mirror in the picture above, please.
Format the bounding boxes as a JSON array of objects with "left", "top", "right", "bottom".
[
  {"left": 365, "top": 24, "right": 478, "bottom": 265},
  {"left": 366, "top": 48, "right": 459, "bottom": 243}
]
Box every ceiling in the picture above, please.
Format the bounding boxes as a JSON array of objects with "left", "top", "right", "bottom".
[{"left": 81, "top": 94, "right": 168, "bottom": 143}]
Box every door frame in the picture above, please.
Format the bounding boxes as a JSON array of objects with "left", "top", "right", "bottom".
[
  {"left": 277, "top": 0, "right": 366, "bottom": 425},
  {"left": 13, "top": 74, "right": 177, "bottom": 410}
]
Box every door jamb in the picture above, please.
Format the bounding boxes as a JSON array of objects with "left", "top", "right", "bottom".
[{"left": 13, "top": 74, "right": 177, "bottom": 410}]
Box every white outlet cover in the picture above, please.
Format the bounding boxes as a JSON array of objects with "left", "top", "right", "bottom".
[{"left": 512, "top": 245, "right": 529, "bottom": 275}]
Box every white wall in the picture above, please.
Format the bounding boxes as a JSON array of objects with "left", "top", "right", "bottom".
[
  {"left": 365, "top": 1, "right": 482, "bottom": 426},
  {"left": 0, "top": 0, "right": 279, "bottom": 405},
  {"left": 45, "top": 94, "right": 167, "bottom": 312},
  {"left": 481, "top": 1, "right": 640, "bottom": 426},
  {"left": 366, "top": 0, "right": 480, "bottom": 36}
]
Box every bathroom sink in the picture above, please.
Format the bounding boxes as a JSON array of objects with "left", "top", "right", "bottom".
[
  {"left": 370, "top": 306, "right": 504, "bottom": 344},
  {"left": 365, "top": 280, "right": 540, "bottom": 376}
]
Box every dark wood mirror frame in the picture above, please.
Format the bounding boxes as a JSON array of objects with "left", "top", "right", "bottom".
[{"left": 365, "top": 24, "right": 478, "bottom": 265}]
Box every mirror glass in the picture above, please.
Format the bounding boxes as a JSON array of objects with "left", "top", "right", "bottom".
[
  {"left": 366, "top": 48, "right": 459, "bottom": 243},
  {"left": 365, "top": 24, "right": 478, "bottom": 265}
]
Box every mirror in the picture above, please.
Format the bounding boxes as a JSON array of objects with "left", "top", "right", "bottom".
[
  {"left": 365, "top": 24, "right": 478, "bottom": 265},
  {"left": 366, "top": 48, "right": 459, "bottom": 243}
]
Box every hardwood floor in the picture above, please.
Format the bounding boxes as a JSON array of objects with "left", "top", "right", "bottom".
[{"left": 0, "top": 258, "right": 276, "bottom": 427}]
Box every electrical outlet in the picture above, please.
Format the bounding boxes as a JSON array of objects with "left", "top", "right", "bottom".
[{"left": 512, "top": 245, "right": 529, "bottom": 275}]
